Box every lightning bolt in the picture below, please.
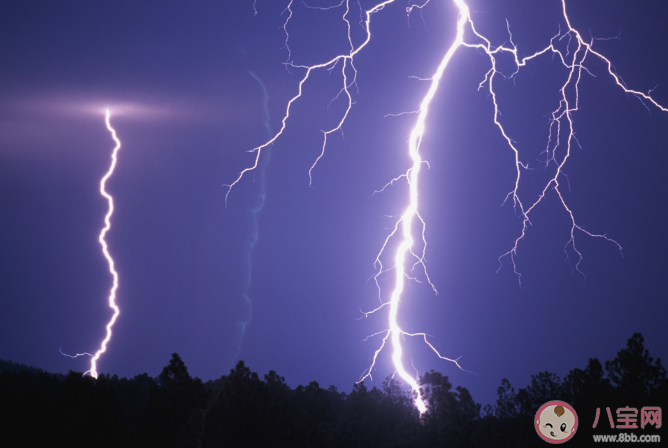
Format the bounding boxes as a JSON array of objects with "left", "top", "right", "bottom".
[
  {"left": 231, "top": 0, "right": 667, "bottom": 413},
  {"left": 63, "top": 109, "right": 122, "bottom": 378},
  {"left": 85, "top": 108, "right": 122, "bottom": 378}
]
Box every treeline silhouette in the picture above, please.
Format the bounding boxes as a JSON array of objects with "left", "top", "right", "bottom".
[{"left": 1, "top": 333, "right": 664, "bottom": 447}]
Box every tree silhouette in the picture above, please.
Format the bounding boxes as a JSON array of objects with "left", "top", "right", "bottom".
[
  {"left": 418, "top": 370, "right": 482, "bottom": 447},
  {"left": 515, "top": 371, "right": 564, "bottom": 417},
  {"left": 494, "top": 378, "right": 517, "bottom": 419},
  {"left": 605, "top": 333, "right": 666, "bottom": 402},
  {"left": 562, "top": 358, "right": 612, "bottom": 412},
  {"left": 2, "top": 332, "right": 664, "bottom": 446},
  {"left": 150, "top": 353, "right": 211, "bottom": 448}
]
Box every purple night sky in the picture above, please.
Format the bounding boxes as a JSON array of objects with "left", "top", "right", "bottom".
[{"left": 1, "top": 0, "right": 667, "bottom": 408}]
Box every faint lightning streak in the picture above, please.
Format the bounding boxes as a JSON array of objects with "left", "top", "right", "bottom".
[
  {"left": 86, "top": 108, "right": 122, "bottom": 378},
  {"left": 232, "top": 71, "right": 273, "bottom": 361}
]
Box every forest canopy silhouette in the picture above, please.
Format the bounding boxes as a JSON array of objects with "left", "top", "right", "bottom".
[{"left": 2, "top": 333, "right": 664, "bottom": 447}]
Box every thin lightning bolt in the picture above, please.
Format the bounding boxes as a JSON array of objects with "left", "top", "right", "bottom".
[
  {"left": 58, "top": 346, "right": 92, "bottom": 359},
  {"left": 71, "top": 109, "right": 122, "bottom": 379},
  {"left": 231, "top": 0, "right": 667, "bottom": 413}
]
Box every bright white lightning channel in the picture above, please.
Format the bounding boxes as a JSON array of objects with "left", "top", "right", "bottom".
[
  {"left": 70, "top": 109, "right": 122, "bottom": 378},
  {"left": 86, "top": 108, "right": 122, "bottom": 378},
  {"left": 230, "top": 1, "right": 667, "bottom": 413}
]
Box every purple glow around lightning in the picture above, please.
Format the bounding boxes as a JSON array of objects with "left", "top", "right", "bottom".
[
  {"left": 229, "top": 1, "right": 667, "bottom": 412},
  {"left": 85, "top": 109, "right": 122, "bottom": 378}
]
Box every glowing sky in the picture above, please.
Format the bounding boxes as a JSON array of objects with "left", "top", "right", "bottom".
[{"left": 1, "top": 0, "right": 667, "bottom": 407}]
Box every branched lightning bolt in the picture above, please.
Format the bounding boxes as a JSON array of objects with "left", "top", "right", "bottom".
[
  {"left": 472, "top": 2, "right": 668, "bottom": 283},
  {"left": 225, "top": 0, "right": 393, "bottom": 202},
  {"left": 358, "top": 0, "right": 472, "bottom": 414},
  {"left": 230, "top": 0, "right": 667, "bottom": 413}
]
